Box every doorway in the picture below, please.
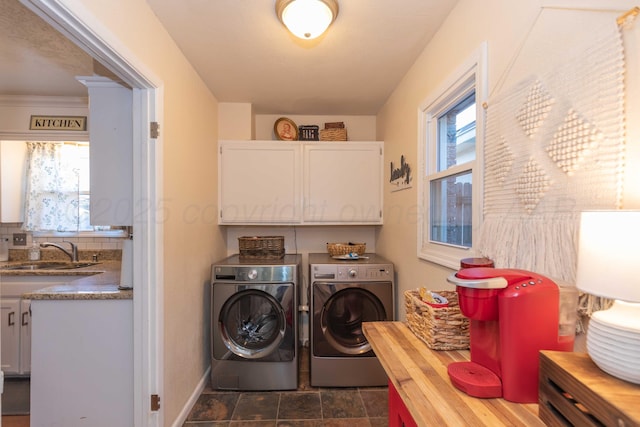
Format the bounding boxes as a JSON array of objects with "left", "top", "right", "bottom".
[{"left": 15, "top": 0, "right": 163, "bottom": 426}]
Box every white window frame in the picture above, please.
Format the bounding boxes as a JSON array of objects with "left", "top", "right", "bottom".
[{"left": 417, "top": 43, "right": 487, "bottom": 269}]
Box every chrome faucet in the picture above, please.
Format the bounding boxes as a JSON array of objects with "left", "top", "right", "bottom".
[{"left": 40, "top": 241, "right": 78, "bottom": 262}]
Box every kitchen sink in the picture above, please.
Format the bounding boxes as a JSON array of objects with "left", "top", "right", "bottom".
[{"left": 1, "top": 261, "right": 101, "bottom": 270}]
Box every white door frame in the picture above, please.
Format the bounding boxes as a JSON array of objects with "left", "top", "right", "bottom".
[{"left": 19, "top": 1, "right": 163, "bottom": 426}]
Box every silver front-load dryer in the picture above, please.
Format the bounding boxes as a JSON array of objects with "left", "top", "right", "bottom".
[
  {"left": 310, "top": 253, "right": 394, "bottom": 387},
  {"left": 211, "top": 254, "right": 300, "bottom": 390}
]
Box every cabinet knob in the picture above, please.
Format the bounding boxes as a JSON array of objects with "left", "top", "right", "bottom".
[
  {"left": 22, "top": 311, "right": 29, "bottom": 326},
  {"left": 8, "top": 311, "right": 15, "bottom": 326}
]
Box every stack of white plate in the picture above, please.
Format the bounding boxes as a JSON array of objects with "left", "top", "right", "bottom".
[{"left": 587, "top": 316, "right": 640, "bottom": 384}]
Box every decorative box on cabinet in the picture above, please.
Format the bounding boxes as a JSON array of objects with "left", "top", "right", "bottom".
[
  {"left": 539, "top": 350, "right": 640, "bottom": 427},
  {"left": 218, "top": 140, "right": 383, "bottom": 225},
  {"left": 77, "top": 76, "right": 133, "bottom": 226}
]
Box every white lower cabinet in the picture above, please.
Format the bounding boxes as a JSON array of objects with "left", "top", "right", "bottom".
[
  {"left": 1, "top": 297, "right": 22, "bottom": 374},
  {"left": 0, "top": 276, "right": 76, "bottom": 376},
  {"left": 30, "top": 298, "right": 133, "bottom": 427},
  {"left": 1, "top": 298, "right": 32, "bottom": 375},
  {"left": 20, "top": 299, "right": 31, "bottom": 374},
  {"left": 219, "top": 140, "right": 383, "bottom": 225}
]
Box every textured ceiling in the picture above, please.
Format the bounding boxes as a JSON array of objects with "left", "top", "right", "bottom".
[
  {"left": 1, "top": 0, "right": 459, "bottom": 115},
  {"left": 0, "top": 0, "right": 92, "bottom": 97}
]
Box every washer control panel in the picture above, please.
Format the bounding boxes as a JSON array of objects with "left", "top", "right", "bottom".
[{"left": 213, "top": 265, "right": 296, "bottom": 282}]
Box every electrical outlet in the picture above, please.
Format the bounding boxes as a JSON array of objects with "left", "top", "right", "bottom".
[{"left": 12, "top": 233, "right": 27, "bottom": 246}]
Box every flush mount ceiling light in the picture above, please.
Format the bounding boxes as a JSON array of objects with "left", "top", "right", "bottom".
[{"left": 276, "top": 0, "right": 339, "bottom": 40}]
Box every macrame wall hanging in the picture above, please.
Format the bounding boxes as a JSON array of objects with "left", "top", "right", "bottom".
[{"left": 477, "top": 11, "right": 629, "bottom": 295}]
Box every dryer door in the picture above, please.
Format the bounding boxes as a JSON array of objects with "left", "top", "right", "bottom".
[
  {"left": 218, "top": 288, "right": 287, "bottom": 359},
  {"left": 317, "top": 285, "right": 388, "bottom": 355}
]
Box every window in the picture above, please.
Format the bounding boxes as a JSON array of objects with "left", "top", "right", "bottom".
[
  {"left": 418, "top": 44, "right": 487, "bottom": 269},
  {"left": 22, "top": 141, "right": 119, "bottom": 236}
]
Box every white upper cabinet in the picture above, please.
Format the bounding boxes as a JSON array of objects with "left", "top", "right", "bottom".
[
  {"left": 77, "top": 76, "right": 133, "bottom": 226},
  {"left": 0, "top": 140, "right": 27, "bottom": 223},
  {"left": 219, "top": 141, "right": 302, "bottom": 224},
  {"left": 304, "top": 142, "right": 383, "bottom": 224},
  {"left": 218, "top": 140, "right": 383, "bottom": 225}
]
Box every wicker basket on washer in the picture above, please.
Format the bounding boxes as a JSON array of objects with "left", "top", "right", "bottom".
[
  {"left": 326, "top": 242, "right": 366, "bottom": 257},
  {"left": 404, "top": 289, "right": 469, "bottom": 350},
  {"left": 238, "top": 236, "right": 285, "bottom": 260}
]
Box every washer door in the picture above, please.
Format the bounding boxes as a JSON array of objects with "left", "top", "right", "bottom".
[
  {"left": 320, "top": 287, "right": 387, "bottom": 355},
  {"left": 219, "top": 289, "right": 286, "bottom": 359}
]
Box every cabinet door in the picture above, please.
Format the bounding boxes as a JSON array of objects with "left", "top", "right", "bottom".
[
  {"left": 1, "top": 298, "right": 21, "bottom": 374},
  {"left": 304, "top": 142, "right": 383, "bottom": 224},
  {"left": 20, "top": 299, "right": 31, "bottom": 374},
  {"left": 77, "top": 76, "right": 133, "bottom": 226},
  {"left": 0, "top": 141, "right": 28, "bottom": 223},
  {"left": 219, "top": 141, "right": 301, "bottom": 224}
]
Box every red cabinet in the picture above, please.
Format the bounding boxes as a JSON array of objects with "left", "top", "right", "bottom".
[{"left": 388, "top": 380, "right": 417, "bottom": 427}]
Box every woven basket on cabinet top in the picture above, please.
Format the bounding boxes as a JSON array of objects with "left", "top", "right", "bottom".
[{"left": 319, "top": 128, "right": 347, "bottom": 141}]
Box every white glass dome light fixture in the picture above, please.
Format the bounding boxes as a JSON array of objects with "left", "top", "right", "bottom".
[{"left": 276, "top": 0, "right": 339, "bottom": 40}]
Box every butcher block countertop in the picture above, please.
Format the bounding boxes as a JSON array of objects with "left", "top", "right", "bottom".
[{"left": 362, "top": 321, "right": 544, "bottom": 427}]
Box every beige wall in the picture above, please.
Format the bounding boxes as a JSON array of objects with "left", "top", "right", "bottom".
[
  {"left": 58, "top": 0, "right": 226, "bottom": 424},
  {"left": 376, "top": 0, "right": 640, "bottom": 320}
]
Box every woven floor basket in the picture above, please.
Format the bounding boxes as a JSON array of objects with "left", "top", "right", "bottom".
[
  {"left": 404, "top": 289, "right": 469, "bottom": 350},
  {"left": 238, "top": 236, "right": 285, "bottom": 259}
]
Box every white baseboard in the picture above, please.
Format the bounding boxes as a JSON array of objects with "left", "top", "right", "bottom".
[{"left": 170, "top": 365, "right": 211, "bottom": 427}]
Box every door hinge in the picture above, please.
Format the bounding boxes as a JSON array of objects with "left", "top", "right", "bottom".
[
  {"left": 150, "top": 122, "right": 160, "bottom": 139},
  {"left": 151, "top": 394, "right": 161, "bottom": 411}
]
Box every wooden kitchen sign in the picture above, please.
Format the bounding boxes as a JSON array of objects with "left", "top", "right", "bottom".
[{"left": 29, "top": 115, "right": 87, "bottom": 131}]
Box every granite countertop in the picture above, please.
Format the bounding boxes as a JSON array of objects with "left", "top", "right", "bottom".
[{"left": 0, "top": 260, "right": 132, "bottom": 300}]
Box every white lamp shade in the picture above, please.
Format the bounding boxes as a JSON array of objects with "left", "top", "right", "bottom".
[
  {"left": 278, "top": 0, "right": 337, "bottom": 40},
  {"left": 576, "top": 210, "right": 640, "bottom": 302}
]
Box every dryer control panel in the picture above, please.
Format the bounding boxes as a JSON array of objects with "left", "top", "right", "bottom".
[{"left": 312, "top": 264, "right": 393, "bottom": 281}]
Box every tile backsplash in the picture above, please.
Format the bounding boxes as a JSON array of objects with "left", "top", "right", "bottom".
[{"left": 0, "top": 222, "right": 125, "bottom": 252}]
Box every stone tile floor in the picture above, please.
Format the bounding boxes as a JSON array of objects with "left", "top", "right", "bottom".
[{"left": 183, "top": 347, "right": 389, "bottom": 426}]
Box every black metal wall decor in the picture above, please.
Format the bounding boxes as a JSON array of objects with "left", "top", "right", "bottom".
[{"left": 390, "top": 154, "right": 412, "bottom": 192}]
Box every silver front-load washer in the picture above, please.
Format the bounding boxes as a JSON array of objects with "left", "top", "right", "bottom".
[
  {"left": 309, "top": 253, "right": 394, "bottom": 387},
  {"left": 211, "top": 254, "right": 301, "bottom": 390}
]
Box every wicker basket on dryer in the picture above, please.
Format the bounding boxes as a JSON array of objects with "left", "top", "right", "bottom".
[{"left": 326, "top": 242, "right": 366, "bottom": 257}]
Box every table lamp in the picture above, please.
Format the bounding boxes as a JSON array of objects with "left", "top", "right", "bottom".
[{"left": 575, "top": 210, "right": 640, "bottom": 384}]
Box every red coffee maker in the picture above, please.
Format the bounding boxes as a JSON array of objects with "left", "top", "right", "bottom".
[{"left": 446, "top": 267, "right": 573, "bottom": 403}]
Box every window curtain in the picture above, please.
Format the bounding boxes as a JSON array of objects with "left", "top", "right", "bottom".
[{"left": 22, "top": 142, "right": 80, "bottom": 232}]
